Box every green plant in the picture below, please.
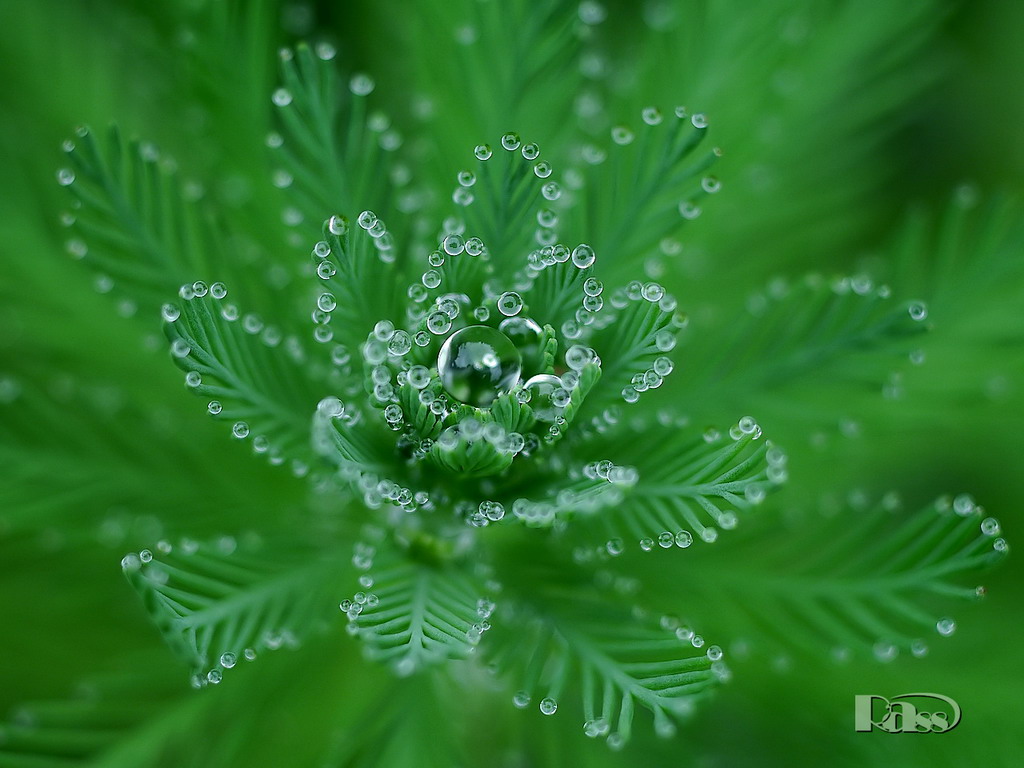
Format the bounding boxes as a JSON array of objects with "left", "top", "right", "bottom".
[{"left": 1, "top": 1, "right": 1021, "bottom": 766}]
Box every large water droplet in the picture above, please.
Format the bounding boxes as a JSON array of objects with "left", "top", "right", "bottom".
[
  {"left": 437, "top": 325, "right": 521, "bottom": 407},
  {"left": 523, "top": 374, "right": 563, "bottom": 422}
]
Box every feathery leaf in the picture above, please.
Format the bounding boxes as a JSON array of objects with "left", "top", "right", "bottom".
[{"left": 123, "top": 538, "right": 346, "bottom": 682}]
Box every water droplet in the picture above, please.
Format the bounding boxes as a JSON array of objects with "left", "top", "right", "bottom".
[
  {"left": 271, "top": 88, "right": 292, "bottom": 107},
  {"left": 539, "top": 697, "right": 558, "bottom": 715},
  {"left": 953, "top": 494, "right": 975, "bottom": 516},
  {"left": 426, "top": 311, "right": 452, "bottom": 335},
  {"left": 641, "top": 106, "right": 663, "bottom": 125},
  {"left": 513, "top": 691, "right": 531, "bottom": 708},
  {"left": 501, "top": 132, "right": 521, "bottom": 151},
  {"left": 474, "top": 144, "right": 492, "bottom": 161},
  {"left": 571, "top": 243, "right": 596, "bottom": 268},
  {"left": 701, "top": 176, "right": 721, "bottom": 194},
  {"left": 873, "top": 641, "right": 897, "bottom": 662},
  {"left": 542, "top": 181, "right": 561, "bottom": 200},
  {"left": 232, "top": 422, "right": 250, "bottom": 439},
  {"left": 437, "top": 326, "right": 522, "bottom": 407},
  {"left": 349, "top": 73, "right": 375, "bottom": 96},
  {"left": 388, "top": 330, "right": 412, "bottom": 356},
  {"left": 936, "top": 617, "right": 956, "bottom": 636},
  {"left": 56, "top": 168, "right": 75, "bottom": 186},
  {"left": 679, "top": 200, "right": 702, "bottom": 219},
  {"left": 479, "top": 500, "right": 505, "bottom": 521},
  {"left": 908, "top": 301, "right": 928, "bottom": 321},
  {"left": 611, "top": 125, "right": 634, "bottom": 145},
  {"left": 161, "top": 303, "right": 180, "bottom": 323},
  {"left": 523, "top": 374, "right": 563, "bottom": 421},
  {"left": 981, "top": 517, "right": 1001, "bottom": 536},
  {"left": 583, "top": 718, "right": 610, "bottom": 737},
  {"left": 316, "top": 293, "right": 337, "bottom": 313},
  {"left": 220, "top": 652, "right": 237, "bottom": 669},
  {"left": 674, "top": 530, "right": 692, "bottom": 548},
  {"left": 442, "top": 234, "right": 465, "bottom": 255},
  {"left": 327, "top": 214, "right": 348, "bottom": 234},
  {"left": 121, "top": 552, "right": 141, "bottom": 571},
  {"left": 579, "top": 1, "right": 607, "bottom": 24},
  {"left": 497, "top": 291, "right": 524, "bottom": 317}
]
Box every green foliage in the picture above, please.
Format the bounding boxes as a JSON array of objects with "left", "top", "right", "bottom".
[
  {"left": 60, "top": 125, "right": 224, "bottom": 311},
  {"left": 1, "top": 1, "right": 1022, "bottom": 766},
  {"left": 123, "top": 538, "right": 346, "bottom": 681},
  {"left": 342, "top": 531, "right": 490, "bottom": 673},
  {"left": 654, "top": 493, "right": 1007, "bottom": 662},
  {"left": 489, "top": 586, "right": 719, "bottom": 745},
  {"left": 164, "top": 292, "right": 328, "bottom": 464},
  {"left": 571, "top": 421, "right": 781, "bottom": 548}
]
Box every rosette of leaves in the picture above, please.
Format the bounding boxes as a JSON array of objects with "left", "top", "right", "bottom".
[
  {"left": 24, "top": 39, "right": 1008, "bottom": 760},
  {"left": 152, "top": 105, "right": 769, "bottom": 740}
]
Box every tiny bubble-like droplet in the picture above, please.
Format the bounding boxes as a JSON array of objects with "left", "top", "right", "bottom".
[{"left": 539, "top": 697, "right": 558, "bottom": 715}]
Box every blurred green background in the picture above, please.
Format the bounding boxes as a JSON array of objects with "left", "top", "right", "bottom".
[{"left": 1, "top": 0, "right": 1022, "bottom": 765}]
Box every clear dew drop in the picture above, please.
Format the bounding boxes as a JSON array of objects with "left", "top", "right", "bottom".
[
  {"left": 426, "top": 311, "right": 452, "bottom": 335},
  {"left": 512, "top": 690, "right": 531, "bottom": 709},
  {"left": 936, "top": 617, "right": 956, "bottom": 636},
  {"left": 442, "top": 234, "right": 465, "bottom": 255},
  {"left": 497, "top": 291, "right": 524, "bottom": 317},
  {"left": 641, "top": 106, "right": 663, "bottom": 125},
  {"left": 349, "top": 73, "right": 375, "bottom": 96},
  {"left": 981, "top": 517, "right": 1001, "bottom": 536},
  {"left": 437, "top": 325, "right": 522, "bottom": 407},
  {"left": 539, "top": 697, "right": 558, "bottom": 715},
  {"left": 220, "top": 652, "right": 237, "bottom": 669},
  {"left": 908, "top": 301, "right": 929, "bottom": 321},
  {"left": 571, "top": 243, "right": 596, "bottom": 268},
  {"left": 523, "top": 374, "right": 563, "bottom": 422},
  {"left": 583, "top": 718, "right": 610, "bottom": 738}
]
